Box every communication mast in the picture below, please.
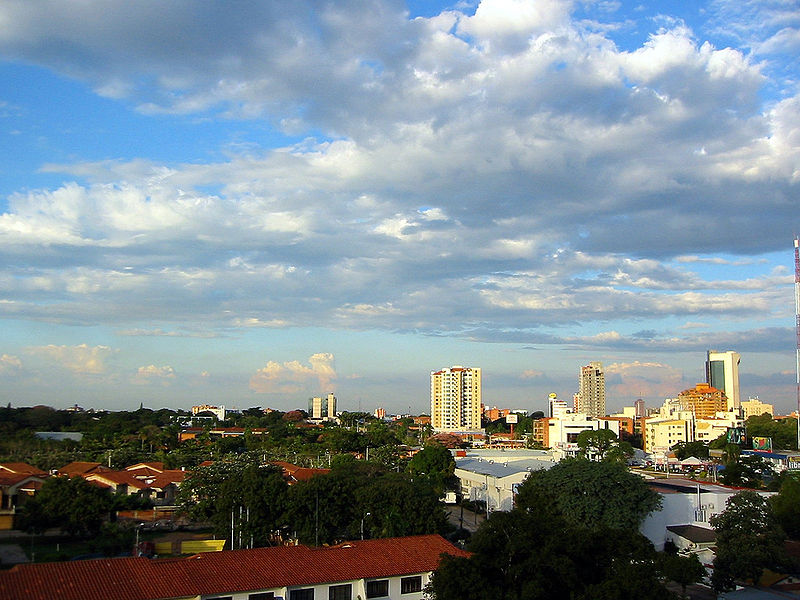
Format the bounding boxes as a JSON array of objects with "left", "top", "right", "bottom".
[{"left": 795, "top": 238, "right": 800, "bottom": 449}]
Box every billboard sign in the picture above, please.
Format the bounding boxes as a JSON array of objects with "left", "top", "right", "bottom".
[
  {"left": 788, "top": 459, "right": 800, "bottom": 471},
  {"left": 752, "top": 437, "right": 773, "bottom": 452},
  {"left": 506, "top": 414, "right": 518, "bottom": 424},
  {"left": 726, "top": 427, "right": 746, "bottom": 446}
]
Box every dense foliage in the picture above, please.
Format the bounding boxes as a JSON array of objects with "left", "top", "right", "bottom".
[
  {"left": 18, "top": 476, "right": 147, "bottom": 538},
  {"left": 429, "top": 460, "right": 671, "bottom": 600},
  {"left": 711, "top": 491, "right": 791, "bottom": 591},
  {"left": 179, "top": 458, "right": 451, "bottom": 547},
  {"left": 514, "top": 458, "right": 661, "bottom": 529}
]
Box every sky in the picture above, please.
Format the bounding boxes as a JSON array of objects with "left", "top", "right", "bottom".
[{"left": 0, "top": 0, "right": 799, "bottom": 416}]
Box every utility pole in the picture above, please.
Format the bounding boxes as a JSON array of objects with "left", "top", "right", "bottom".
[{"left": 794, "top": 238, "right": 800, "bottom": 450}]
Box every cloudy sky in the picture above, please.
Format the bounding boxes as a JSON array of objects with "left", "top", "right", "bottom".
[{"left": 1, "top": 0, "right": 798, "bottom": 415}]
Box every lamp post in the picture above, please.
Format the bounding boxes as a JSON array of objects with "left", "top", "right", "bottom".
[{"left": 361, "top": 512, "right": 371, "bottom": 540}]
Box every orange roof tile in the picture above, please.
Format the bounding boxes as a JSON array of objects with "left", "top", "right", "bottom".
[
  {"left": 0, "top": 462, "right": 46, "bottom": 476},
  {"left": 58, "top": 462, "right": 108, "bottom": 476},
  {"left": 0, "top": 535, "right": 467, "bottom": 600}
]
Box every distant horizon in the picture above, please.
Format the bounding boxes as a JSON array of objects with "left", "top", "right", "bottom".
[{"left": 1, "top": 1, "right": 798, "bottom": 415}]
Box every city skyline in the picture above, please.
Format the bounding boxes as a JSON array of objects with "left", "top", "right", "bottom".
[{"left": 1, "top": 1, "right": 799, "bottom": 414}]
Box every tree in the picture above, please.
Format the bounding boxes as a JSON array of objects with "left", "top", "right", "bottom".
[
  {"left": 514, "top": 458, "right": 661, "bottom": 530},
  {"left": 18, "top": 476, "right": 113, "bottom": 538},
  {"left": 179, "top": 461, "right": 289, "bottom": 547},
  {"left": 711, "top": 490, "right": 790, "bottom": 591},
  {"left": 407, "top": 442, "right": 456, "bottom": 494},
  {"left": 428, "top": 508, "right": 672, "bottom": 600},
  {"left": 576, "top": 430, "right": 633, "bottom": 463},
  {"left": 720, "top": 454, "right": 774, "bottom": 488},
  {"left": 671, "top": 440, "right": 709, "bottom": 461},
  {"left": 660, "top": 551, "right": 706, "bottom": 597},
  {"left": 771, "top": 475, "right": 800, "bottom": 539}
]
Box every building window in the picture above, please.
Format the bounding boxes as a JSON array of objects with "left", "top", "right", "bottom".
[
  {"left": 328, "top": 584, "right": 351, "bottom": 600},
  {"left": 250, "top": 594, "right": 275, "bottom": 600},
  {"left": 290, "top": 589, "right": 315, "bottom": 600},
  {"left": 366, "top": 580, "right": 389, "bottom": 598},
  {"left": 401, "top": 576, "right": 422, "bottom": 594}
]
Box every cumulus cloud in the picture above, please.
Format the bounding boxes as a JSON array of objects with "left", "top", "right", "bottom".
[
  {"left": 250, "top": 353, "right": 337, "bottom": 394},
  {"left": 605, "top": 360, "right": 689, "bottom": 400},
  {"left": 134, "top": 364, "right": 176, "bottom": 384},
  {"left": 0, "top": 1, "right": 797, "bottom": 409},
  {"left": 25, "top": 344, "right": 114, "bottom": 374},
  {"left": 0, "top": 354, "right": 22, "bottom": 375}
]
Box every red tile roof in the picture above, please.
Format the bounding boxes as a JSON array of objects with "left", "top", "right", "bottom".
[
  {"left": 85, "top": 471, "right": 147, "bottom": 491},
  {"left": 58, "top": 462, "right": 108, "bottom": 477},
  {"left": 126, "top": 462, "right": 166, "bottom": 474},
  {"left": 0, "top": 535, "right": 467, "bottom": 600},
  {"left": 0, "top": 462, "right": 46, "bottom": 476}
]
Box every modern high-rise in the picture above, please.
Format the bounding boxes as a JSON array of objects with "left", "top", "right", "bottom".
[
  {"left": 705, "top": 350, "right": 741, "bottom": 412},
  {"left": 309, "top": 392, "right": 337, "bottom": 420},
  {"left": 574, "top": 361, "right": 606, "bottom": 418},
  {"left": 430, "top": 366, "right": 482, "bottom": 432}
]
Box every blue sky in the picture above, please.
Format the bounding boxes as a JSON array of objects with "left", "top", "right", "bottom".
[{"left": 1, "top": 0, "right": 799, "bottom": 415}]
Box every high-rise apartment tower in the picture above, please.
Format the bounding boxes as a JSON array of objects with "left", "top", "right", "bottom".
[
  {"left": 430, "top": 366, "right": 482, "bottom": 432},
  {"left": 705, "top": 350, "right": 741, "bottom": 412},
  {"left": 574, "top": 361, "right": 606, "bottom": 418}
]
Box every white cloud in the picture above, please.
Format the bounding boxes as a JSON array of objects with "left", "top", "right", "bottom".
[
  {"left": 26, "top": 344, "right": 114, "bottom": 374},
  {"left": 0, "top": 354, "right": 22, "bottom": 375},
  {"left": 250, "top": 353, "right": 337, "bottom": 394},
  {"left": 134, "top": 364, "right": 176, "bottom": 384}
]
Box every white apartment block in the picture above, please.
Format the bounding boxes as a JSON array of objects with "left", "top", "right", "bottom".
[
  {"left": 741, "top": 396, "right": 774, "bottom": 419},
  {"left": 430, "top": 366, "right": 482, "bottom": 432},
  {"left": 546, "top": 413, "right": 621, "bottom": 459}
]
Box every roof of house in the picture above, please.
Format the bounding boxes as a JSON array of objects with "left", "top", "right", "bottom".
[
  {"left": 0, "top": 462, "right": 46, "bottom": 476},
  {"left": 85, "top": 471, "right": 148, "bottom": 490},
  {"left": 0, "top": 472, "right": 47, "bottom": 489},
  {"left": 58, "top": 462, "right": 108, "bottom": 477},
  {"left": 666, "top": 524, "right": 717, "bottom": 543},
  {"left": 0, "top": 534, "right": 468, "bottom": 600},
  {"left": 126, "top": 462, "right": 165, "bottom": 474},
  {"left": 271, "top": 461, "right": 331, "bottom": 483},
  {"left": 455, "top": 457, "right": 555, "bottom": 478}
]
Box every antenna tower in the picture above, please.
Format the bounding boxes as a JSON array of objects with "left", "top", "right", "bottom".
[{"left": 795, "top": 238, "right": 800, "bottom": 449}]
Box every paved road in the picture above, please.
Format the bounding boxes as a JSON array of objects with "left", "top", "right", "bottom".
[{"left": 445, "top": 505, "right": 485, "bottom": 533}]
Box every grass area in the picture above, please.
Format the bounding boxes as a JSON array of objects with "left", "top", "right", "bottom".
[{"left": 2, "top": 529, "right": 171, "bottom": 564}]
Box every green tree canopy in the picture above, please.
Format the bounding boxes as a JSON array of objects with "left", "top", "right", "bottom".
[
  {"left": 428, "top": 508, "right": 672, "bottom": 600},
  {"left": 407, "top": 442, "right": 456, "bottom": 494},
  {"left": 514, "top": 458, "right": 661, "bottom": 530},
  {"left": 771, "top": 475, "right": 800, "bottom": 539},
  {"left": 576, "top": 429, "right": 634, "bottom": 463},
  {"left": 18, "top": 476, "right": 114, "bottom": 538},
  {"left": 711, "top": 490, "right": 790, "bottom": 591},
  {"left": 178, "top": 461, "right": 289, "bottom": 547}
]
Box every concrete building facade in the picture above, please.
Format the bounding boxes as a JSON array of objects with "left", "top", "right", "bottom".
[
  {"left": 574, "top": 361, "right": 606, "bottom": 418},
  {"left": 430, "top": 366, "right": 482, "bottom": 432}
]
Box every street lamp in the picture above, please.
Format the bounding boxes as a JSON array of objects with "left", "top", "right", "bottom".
[{"left": 361, "top": 512, "right": 371, "bottom": 540}]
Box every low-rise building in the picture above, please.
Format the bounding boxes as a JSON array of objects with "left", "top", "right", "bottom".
[
  {"left": 0, "top": 534, "right": 468, "bottom": 600},
  {"left": 454, "top": 452, "right": 556, "bottom": 512},
  {"left": 545, "top": 413, "right": 621, "bottom": 458},
  {"left": 741, "top": 397, "right": 775, "bottom": 419}
]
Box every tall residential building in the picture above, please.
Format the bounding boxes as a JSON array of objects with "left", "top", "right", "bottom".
[
  {"left": 309, "top": 392, "right": 337, "bottom": 420},
  {"left": 430, "top": 366, "right": 482, "bottom": 432},
  {"left": 574, "top": 362, "right": 606, "bottom": 418},
  {"left": 705, "top": 350, "right": 741, "bottom": 412},
  {"left": 677, "top": 383, "right": 727, "bottom": 419}
]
